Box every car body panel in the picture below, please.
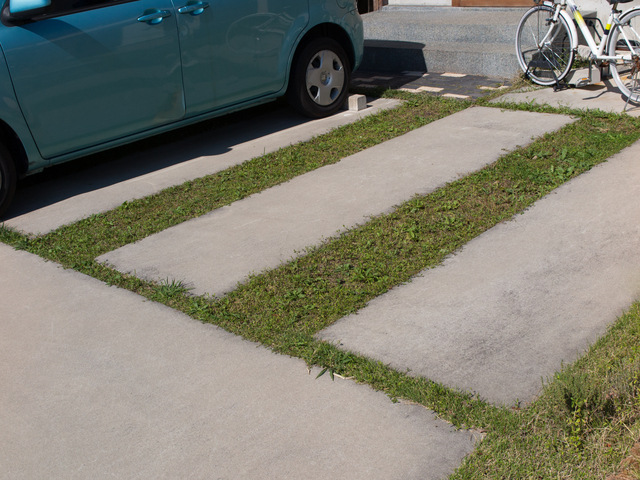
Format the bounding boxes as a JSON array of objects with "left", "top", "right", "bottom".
[
  {"left": 0, "top": 0, "right": 185, "bottom": 159},
  {"left": 341, "top": 8, "right": 363, "bottom": 70},
  {"left": 308, "top": 0, "right": 362, "bottom": 69},
  {"left": 208, "top": 0, "right": 309, "bottom": 110},
  {"left": 0, "top": 45, "right": 43, "bottom": 172},
  {"left": 0, "top": 0, "right": 362, "bottom": 180},
  {"left": 175, "top": 0, "right": 309, "bottom": 115},
  {"left": 171, "top": 0, "right": 215, "bottom": 116},
  {"left": 13, "top": 93, "right": 278, "bottom": 169}
]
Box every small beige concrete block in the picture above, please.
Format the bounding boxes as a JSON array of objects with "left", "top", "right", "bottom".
[
  {"left": 418, "top": 86, "right": 444, "bottom": 93},
  {"left": 348, "top": 94, "right": 368, "bottom": 111},
  {"left": 442, "top": 93, "right": 471, "bottom": 99}
]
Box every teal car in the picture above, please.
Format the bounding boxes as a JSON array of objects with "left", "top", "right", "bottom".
[{"left": 0, "top": 0, "right": 363, "bottom": 216}]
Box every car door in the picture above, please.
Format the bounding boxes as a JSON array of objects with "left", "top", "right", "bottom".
[
  {"left": 172, "top": 0, "right": 308, "bottom": 115},
  {"left": 0, "top": 0, "right": 185, "bottom": 159}
]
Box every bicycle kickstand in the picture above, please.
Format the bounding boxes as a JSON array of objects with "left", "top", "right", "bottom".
[{"left": 525, "top": 60, "right": 564, "bottom": 91}]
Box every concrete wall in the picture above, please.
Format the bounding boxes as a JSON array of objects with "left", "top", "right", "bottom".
[
  {"left": 388, "top": 0, "right": 453, "bottom": 5},
  {"left": 387, "top": 0, "right": 640, "bottom": 20},
  {"left": 576, "top": 0, "right": 640, "bottom": 22}
]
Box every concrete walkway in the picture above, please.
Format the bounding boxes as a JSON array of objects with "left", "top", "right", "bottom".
[
  {"left": 4, "top": 82, "right": 640, "bottom": 478},
  {"left": 0, "top": 243, "right": 476, "bottom": 479},
  {"left": 319, "top": 141, "right": 640, "bottom": 405},
  {"left": 496, "top": 79, "right": 640, "bottom": 117},
  {"left": 97, "top": 107, "right": 573, "bottom": 297},
  {"left": 359, "top": 7, "right": 525, "bottom": 78},
  {"left": 3, "top": 98, "right": 399, "bottom": 235}
]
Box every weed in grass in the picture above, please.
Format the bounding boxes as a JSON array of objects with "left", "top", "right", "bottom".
[
  {"left": 151, "top": 278, "right": 192, "bottom": 301},
  {"left": 453, "top": 304, "right": 640, "bottom": 479},
  {"left": 0, "top": 224, "right": 23, "bottom": 245}
]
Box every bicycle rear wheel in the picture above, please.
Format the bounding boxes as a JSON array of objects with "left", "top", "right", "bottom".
[
  {"left": 608, "top": 9, "right": 640, "bottom": 103},
  {"left": 516, "top": 5, "right": 574, "bottom": 86}
]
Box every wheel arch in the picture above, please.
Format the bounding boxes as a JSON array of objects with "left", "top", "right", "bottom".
[
  {"left": 292, "top": 23, "right": 356, "bottom": 76},
  {"left": 0, "top": 119, "right": 28, "bottom": 178}
]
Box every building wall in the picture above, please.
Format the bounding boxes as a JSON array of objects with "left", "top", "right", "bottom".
[
  {"left": 387, "top": 0, "right": 640, "bottom": 19},
  {"left": 577, "top": 0, "right": 640, "bottom": 23},
  {"left": 388, "top": 0, "right": 452, "bottom": 4}
]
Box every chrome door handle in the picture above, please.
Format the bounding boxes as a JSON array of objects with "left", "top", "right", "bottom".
[
  {"left": 137, "top": 9, "right": 172, "bottom": 24},
  {"left": 178, "top": 2, "right": 209, "bottom": 15}
]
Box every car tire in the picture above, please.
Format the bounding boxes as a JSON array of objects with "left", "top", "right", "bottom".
[
  {"left": 0, "top": 145, "right": 17, "bottom": 218},
  {"left": 287, "top": 38, "right": 351, "bottom": 118}
]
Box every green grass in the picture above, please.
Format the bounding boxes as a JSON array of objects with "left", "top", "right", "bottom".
[
  {"left": 3, "top": 88, "right": 640, "bottom": 478},
  {"left": 5, "top": 94, "right": 468, "bottom": 266},
  {"left": 453, "top": 304, "right": 640, "bottom": 479}
]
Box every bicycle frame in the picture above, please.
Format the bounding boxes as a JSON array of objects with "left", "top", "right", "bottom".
[
  {"left": 517, "top": 0, "right": 640, "bottom": 100},
  {"left": 544, "top": 0, "right": 640, "bottom": 62}
]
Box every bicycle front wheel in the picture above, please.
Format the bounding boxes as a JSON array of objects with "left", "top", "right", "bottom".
[
  {"left": 516, "top": 5, "right": 574, "bottom": 86},
  {"left": 608, "top": 9, "right": 640, "bottom": 103}
]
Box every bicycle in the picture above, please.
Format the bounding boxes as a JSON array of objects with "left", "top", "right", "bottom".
[{"left": 515, "top": 0, "right": 640, "bottom": 104}]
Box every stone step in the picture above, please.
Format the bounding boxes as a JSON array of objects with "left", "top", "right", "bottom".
[
  {"left": 364, "top": 7, "right": 526, "bottom": 44},
  {"left": 362, "top": 39, "right": 520, "bottom": 78},
  {"left": 360, "top": 6, "right": 530, "bottom": 78}
]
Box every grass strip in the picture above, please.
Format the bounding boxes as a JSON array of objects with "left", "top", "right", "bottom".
[
  {"left": 7, "top": 95, "right": 468, "bottom": 264},
  {"left": 453, "top": 303, "right": 640, "bottom": 478},
  {"left": 175, "top": 113, "right": 638, "bottom": 344},
  {"left": 4, "top": 106, "right": 639, "bottom": 377},
  {"left": 154, "top": 110, "right": 640, "bottom": 478},
  {"left": 3, "top": 93, "right": 640, "bottom": 478}
]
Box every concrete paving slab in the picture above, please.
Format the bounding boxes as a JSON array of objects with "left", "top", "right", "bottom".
[
  {"left": 319, "top": 140, "right": 640, "bottom": 406},
  {"left": 3, "top": 98, "right": 399, "bottom": 236},
  {"left": 353, "top": 70, "right": 511, "bottom": 99},
  {"left": 495, "top": 80, "right": 640, "bottom": 116},
  {"left": 98, "top": 107, "right": 573, "bottom": 297},
  {"left": 0, "top": 242, "right": 477, "bottom": 479}
]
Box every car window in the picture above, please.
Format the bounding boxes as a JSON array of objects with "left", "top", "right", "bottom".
[{"left": 32, "top": 0, "right": 134, "bottom": 19}]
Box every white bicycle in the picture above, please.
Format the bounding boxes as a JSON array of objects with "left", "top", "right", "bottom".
[{"left": 515, "top": 0, "right": 640, "bottom": 103}]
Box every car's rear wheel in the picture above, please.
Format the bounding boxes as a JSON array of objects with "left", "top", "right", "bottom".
[
  {"left": 287, "top": 38, "right": 351, "bottom": 118},
  {"left": 0, "top": 145, "right": 17, "bottom": 218}
]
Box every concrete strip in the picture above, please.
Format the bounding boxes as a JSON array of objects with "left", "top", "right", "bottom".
[
  {"left": 0, "top": 243, "right": 476, "bottom": 479},
  {"left": 98, "top": 107, "right": 573, "bottom": 297},
  {"left": 495, "top": 81, "right": 640, "bottom": 117},
  {"left": 319, "top": 140, "right": 640, "bottom": 406},
  {"left": 3, "top": 98, "right": 399, "bottom": 235}
]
